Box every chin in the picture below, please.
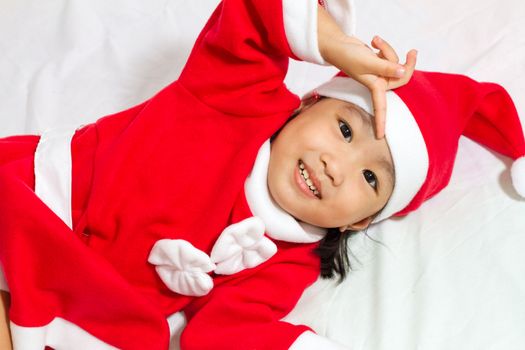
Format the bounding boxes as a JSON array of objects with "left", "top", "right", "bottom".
[{"left": 283, "top": 203, "right": 329, "bottom": 228}]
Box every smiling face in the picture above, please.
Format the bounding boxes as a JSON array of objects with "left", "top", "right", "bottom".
[{"left": 268, "top": 98, "right": 395, "bottom": 231}]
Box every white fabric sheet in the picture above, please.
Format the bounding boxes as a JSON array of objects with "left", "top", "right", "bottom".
[{"left": 1, "top": 0, "right": 524, "bottom": 349}]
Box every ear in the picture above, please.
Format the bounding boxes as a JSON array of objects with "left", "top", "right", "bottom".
[
  {"left": 346, "top": 216, "right": 374, "bottom": 231},
  {"left": 338, "top": 225, "right": 349, "bottom": 233}
]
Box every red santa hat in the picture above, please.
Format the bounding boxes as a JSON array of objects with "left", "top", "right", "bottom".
[{"left": 307, "top": 70, "right": 525, "bottom": 222}]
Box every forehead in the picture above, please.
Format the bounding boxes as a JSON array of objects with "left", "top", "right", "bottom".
[{"left": 310, "top": 98, "right": 373, "bottom": 128}]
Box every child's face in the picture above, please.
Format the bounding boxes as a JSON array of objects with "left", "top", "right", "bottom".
[{"left": 268, "top": 98, "right": 394, "bottom": 231}]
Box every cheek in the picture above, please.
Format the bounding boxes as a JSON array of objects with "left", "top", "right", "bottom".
[
  {"left": 329, "top": 184, "right": 377, "bottom": 223},
  {"left": 303, "top": 123, "right": 335, "bottom": 146},
  {"left": 267, "top": 155, "right": 295, "bottom": 208},
  {"left": 286, "top": 117, "right": 333, "bottom": 148}
]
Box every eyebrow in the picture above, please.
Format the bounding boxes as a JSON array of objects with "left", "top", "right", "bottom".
[{"left": 345, "top": 105, "right": 375, "bottom": 137}]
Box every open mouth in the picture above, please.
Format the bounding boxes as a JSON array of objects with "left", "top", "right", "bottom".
[{"left": 298, "top": 160, "right": 321, "bottom": 198}]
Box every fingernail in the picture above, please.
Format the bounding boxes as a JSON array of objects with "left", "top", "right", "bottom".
[
  {"left": 396, "top": 67, "right": 406, "bottom": 77},
  {"left": 374, "top": 35, "right": 382, "bottom": 42}
]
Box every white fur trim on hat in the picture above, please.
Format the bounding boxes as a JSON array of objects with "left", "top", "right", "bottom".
[
  {"left": 511, "top": 156, "right": 525, "bottom": 197},
  {"left": 311, "top": 77, "right": 429, "bottom": 223},
  {"left": 282, "top": 0, "right": 355, "bottom": 65}
]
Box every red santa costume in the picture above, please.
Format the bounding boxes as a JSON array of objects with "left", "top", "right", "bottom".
[{"left": 0, "top": 0, "right": 356, "bottom": 349}]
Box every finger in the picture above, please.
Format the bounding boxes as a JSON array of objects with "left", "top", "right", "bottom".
[
  {"left": 405, "top": 49, "right": 418, "bottom": 74},
  {"left": 371, "top": 36, "right": 399, "bottom": 63},
  {"left": 388, "top": 49, "right": 418, "bottom": 89},
  {"left": 370, "top": 86, "right": 387, "bottom": 139},
  {"left": 361, "top": 56, "right": 406, "bottom": 81}
]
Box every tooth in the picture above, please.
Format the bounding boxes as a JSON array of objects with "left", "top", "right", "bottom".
[
  {"left": 299, "top": 162, "right": 305, "bottom": 170},
  {"left": 306, "top": 179, "right": 313, "bottom": 186},
  {"left": 314, "top": 190, "right": 319, "bottom": 196},
  {"left": 302, "top": 169, "right": 309, "bottom": 179}
]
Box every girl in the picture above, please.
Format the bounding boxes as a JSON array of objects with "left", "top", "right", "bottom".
[
  {"left": 3, "top": 0, "right": 524, "bottom": 349},
  {"left": 0, "top": 1, "right": 416, "bottom": 348}
]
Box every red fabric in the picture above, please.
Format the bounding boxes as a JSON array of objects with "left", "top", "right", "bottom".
[
  {"left": 0, "top": 135, "right": 39, "bottom": 187},
  {"left": 0, "top": 169, "right": 169, "bottom": 350},
  {"left": 0, "top": 0, "right": 321, "bottom": 348}
]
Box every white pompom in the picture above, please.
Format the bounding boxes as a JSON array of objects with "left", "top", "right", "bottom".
[{"left": 511, "top": 156, "right": 525, "bottom": 198}]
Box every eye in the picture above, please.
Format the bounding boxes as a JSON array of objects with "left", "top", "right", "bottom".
[
  {"left": 338, "top": 120, "right": 352, "bottom": 142},
  {"left": 363, "top": 169, "right": 378, "bottom": 190}
]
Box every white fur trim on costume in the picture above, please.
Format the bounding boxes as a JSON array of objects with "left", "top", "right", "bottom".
[
  {"left": 11, "top": 318, "right": 117, "bottom": 350},
  {"left": 323, "top": 0, "right": 356, "bottom": 37},
  {"left": 148, "top": 240, "right": 216, "bottom": 297},
  {"left": 245, "top": 141, "right": 326, "bottom": 243},
  {"left": 167, "top": 311, "right": 187, "bottom": 349},
  {"left": 289, "top": 331, "right": 349, "bottom": 350},
  {"left": 511, "top": 156, "right": 525, "bottom": 197},
  {"left": 282, "top": 0, "right": 323, "bottom": 64},
  {"left": 282, "top": 0, "right": 355, "bottom": 65},
  {"left": 311, "top": 77, "right": 429, "bottom": 223},
  {"left": 34, "top": 126, "right": 77, "bottom": 229},
  {"left": 211, "top": 216, "right": 277, "bottom": 275}
]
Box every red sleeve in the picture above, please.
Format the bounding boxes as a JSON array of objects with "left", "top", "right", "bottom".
[
  {"left": 181, "top": 242, "right": 320, "bottom": 349},
  {"left": 178, "top": 0, "right": 300, "bottom": 118}
]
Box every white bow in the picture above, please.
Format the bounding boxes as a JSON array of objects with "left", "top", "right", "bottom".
[
  {"left": 211, "top": 216, "right": 277, "bottom": 275},
  {"left": 148, "top": 216, "right": 277, "bottom": 297},
  {"left": 148, "top": 239, "right": 216, "bottom": 297}
]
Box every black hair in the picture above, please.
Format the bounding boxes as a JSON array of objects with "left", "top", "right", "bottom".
[{"left": 314, "top": 228, "right": 360, "bottom": 282}]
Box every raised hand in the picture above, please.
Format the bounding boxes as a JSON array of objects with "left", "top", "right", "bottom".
[{"left": 318, "top": 6, "right": 417, "bottom": 138}]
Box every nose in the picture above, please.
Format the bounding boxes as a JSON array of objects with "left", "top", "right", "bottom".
[{"left": 320, "top": 152, "right": 344, "bottom": 187}]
